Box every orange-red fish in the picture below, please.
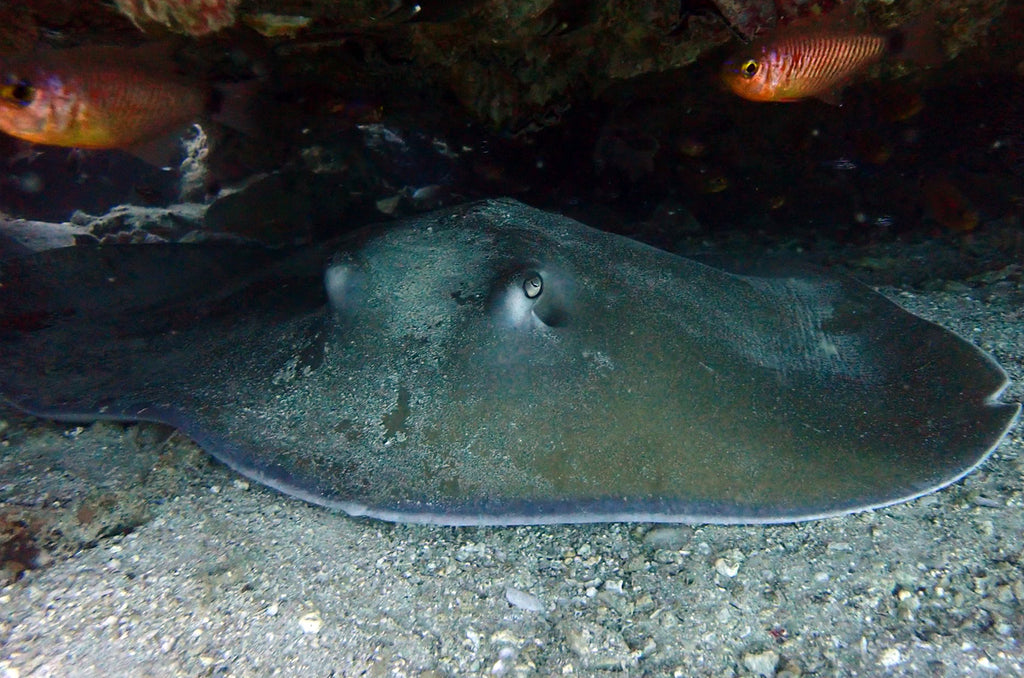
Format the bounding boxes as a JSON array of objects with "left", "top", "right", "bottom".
[
  {"left": 921, "top": 175, "right": 979, "bottom": 233},
  {"left": 722, "top": 8, "right": 940, "bottom": 103},
  {"left": 0, "top": 45, "right": 218, "bottom": 150}
]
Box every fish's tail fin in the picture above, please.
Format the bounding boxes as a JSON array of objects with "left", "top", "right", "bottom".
[{"left": 890, "top": 10, "right": 944, "bottom": 68}]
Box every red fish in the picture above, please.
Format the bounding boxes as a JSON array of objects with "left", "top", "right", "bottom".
[
  {"left": 921, "top": 175, "right": 979, "bottom": 233},
  {"left": 0, "top": 45, "right": 225, "bottom": 150},
  {"left": 722, "top": 7, "right": 941, "bottom": 104}
]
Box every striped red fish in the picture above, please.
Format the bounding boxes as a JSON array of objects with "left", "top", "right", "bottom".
[
  {"left": 721, "top": 8, "right": 941, "bottom": 103},
  {"left": 0, "top": 45, "right": 220, "bottom": 150}
]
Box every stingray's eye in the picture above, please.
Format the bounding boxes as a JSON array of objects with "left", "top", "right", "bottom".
[
  {"left": 1, "top": 78, "right": 36, "bottom": 106},
  {"left": 492, "top": 267, "right": 570, "bottom": 329},
  {"left": 523, "top": 272, "right": 543, "bottom": 299},
  {"left": 740, "top": 59, "right": 759, "bottom": 78}
]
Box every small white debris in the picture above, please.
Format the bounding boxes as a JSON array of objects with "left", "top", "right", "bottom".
[
  {"left": 715, "top": 557, "right": 740, "bottom": 578},
  {"left": 465, "top": 629, "right": 483, "bottom": 650},
  {"left": 603, "top": 580, "right": 624, "bottom": 594},
  {"left": 298, "top": 611, "right": 323, "bottom": 634},
  {"left": 976, "top": 656, "right": 999, "bottom": 671},
  {"left": 490, "top": 646, "right": 517, "bottom": 676},
  {"left": 879, "top": 647, "right": 902, "bottom": 668},
  {"left": 160, "top": 635, "right": 177, "bottom": 653}
]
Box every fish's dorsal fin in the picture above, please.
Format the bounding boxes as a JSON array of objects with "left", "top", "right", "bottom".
[{"left": 779, "top": 1, "right": 862, "bottom": 33}]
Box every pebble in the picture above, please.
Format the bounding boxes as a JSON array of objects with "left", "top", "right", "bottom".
[
  {"left": 776, "top": 659, "right": 803, "bottom": 678},
  {"left": 879, "top": 647, "right": 902, "bottom": 668},
  {"left": 298, "top": 611, "right": 323, "bottom": 634},
  {"left": 642, "top": 527, "right": 693, "bottom": 549},
  {"left": 742, "top": 649, "right": 780, "bottom": 677},
  {"left": 505, "top": 587, "right": 544, "bottom": 612},
  {"left": 560, "top": 620, "right": 638, "bottom": 670},
  {"left": 603, "top": 580, "right": 624, "bottom": 594},
  {"left": 715, "top": 557, "right": 740, "bottom": 578}
]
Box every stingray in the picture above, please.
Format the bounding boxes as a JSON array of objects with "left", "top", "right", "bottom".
[{"left": 0, "top": 199, "right": 1018, "bottom": 525}]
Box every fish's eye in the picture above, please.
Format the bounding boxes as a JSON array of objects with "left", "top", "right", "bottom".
[
  {"left": 1, "top": 79, "right": 35, "bottom": 106},
  {"left": 740, "top": 59, "right": 759, "bottom": 78},
  {"left": 522, "top": 272, "right": 543, "bottom": 299}
]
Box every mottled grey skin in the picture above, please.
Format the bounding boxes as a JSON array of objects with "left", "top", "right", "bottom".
[{"left": 0, "top": 199, "right": 1018, "bottom": 524}]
